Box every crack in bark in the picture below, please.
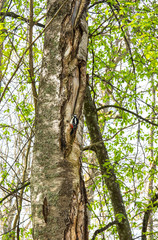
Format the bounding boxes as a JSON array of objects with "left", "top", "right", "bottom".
[
  {"left": 42, "top": 197, "right": 49, "bottom": 223},
  {"left": 59, "top": 3, "right": 88, "bottom": 157}
]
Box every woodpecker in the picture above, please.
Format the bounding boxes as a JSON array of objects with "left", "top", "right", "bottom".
[{"left": 70, "top": 115, "right": 79, "bottom": 135}]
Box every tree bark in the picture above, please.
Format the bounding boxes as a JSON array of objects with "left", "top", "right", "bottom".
[
  {"left": 84, "top": 85, "right": 132, "bottom": 240},
  {"left": 31, "top": 1, "right": 89, "bottom": 239}
]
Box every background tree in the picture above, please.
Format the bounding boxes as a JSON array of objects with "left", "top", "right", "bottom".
[
  {"left": 0, "top": 0, "right": 44, "bottom": 238},
  {"left": 85, "top": 1, "right": 158, "bottom": 240}
]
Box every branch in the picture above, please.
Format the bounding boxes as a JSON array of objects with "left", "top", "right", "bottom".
[
  {"left": 0, "top": 12, "right": 45, "bottom": 28},
  {"left": 0, "top": 181, "right": 30, "bottom": 204},
  {"left": 0, "top": 217, "right": 31, "bottom": 237},
  {"left": 106, "top": 0, "right": 136, "bottom": 74},
  {"left": 88, "top": 0, "right": 105, "bottom": 9},
  {"left": 83, "top": 121, "right": 139, "bottom": 151},
  {"left": 97, "top": 105, "right": 158, "bottom": 127},
  {"left": 0, "top": 124, "right": 26, "bottom": 137},
  {"left": 91, "top": 220, "right": 118, "bottom": 240}
]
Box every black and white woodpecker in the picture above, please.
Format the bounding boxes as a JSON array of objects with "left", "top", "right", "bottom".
[{"left": 70, "top": 115, "right": 79, "bottom": 135}]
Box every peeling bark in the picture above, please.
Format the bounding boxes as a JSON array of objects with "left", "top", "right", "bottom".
[
  {"left": 59, "top": 3, "right": 88, "bottom": 156},
  {"left": 31, "top": 1, "right": 89, "bottom": 239}
]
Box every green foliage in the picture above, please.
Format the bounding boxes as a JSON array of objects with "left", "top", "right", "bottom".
[
  {"left": 0, "top": 0, "right": 45, "bottom": 238},
  {"left": 86, "top": 0, "right": 158, "bottom": 239},
  {"left": 2, "top": 231, "right": 15, "bottom": 240}
]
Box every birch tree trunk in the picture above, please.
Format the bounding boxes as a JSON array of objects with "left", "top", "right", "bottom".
[{"left": 31, "top": 1, "right": 89, "bottom": 239}]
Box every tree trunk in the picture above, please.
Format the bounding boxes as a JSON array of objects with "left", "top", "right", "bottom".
[
  {"left": 84, "top": 85, "right": 132, "bottom": 240},
  {"left": 31, "top": 1, "right": 89, "bottom": 240},
  {"left": 0, "top": 0, "right": 5, "bottom": 94}
]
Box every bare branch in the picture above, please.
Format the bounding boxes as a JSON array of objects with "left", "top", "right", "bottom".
[
  {"left": 91, "top": 220, "right": 118, "bottom": 240},
  {"left": 0, "top": 11, "right": 45, "bottom": 27},
  {"left": 0, "top": 181, "right": 30, "bottom": 204},
  {"left": 97, "top": 105, "right": 158, "bottom": 127},
  {"left": 88, "top": 0, "right": 105, "bottom": 9}
]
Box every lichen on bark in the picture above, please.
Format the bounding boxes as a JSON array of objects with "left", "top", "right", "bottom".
[{"left": 31, "top": 1, "right": 89, "bottom": 239}]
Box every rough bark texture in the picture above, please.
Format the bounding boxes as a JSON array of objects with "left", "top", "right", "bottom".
[
  {"left": 31, "top": 1, "right": 89, "bottom": 240},
  {"left": 84, "top": 86, "right": 132, "bottom": 240}
]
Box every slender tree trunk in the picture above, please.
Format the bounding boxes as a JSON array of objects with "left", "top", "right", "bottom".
[
  {"left": 31, "top": 1, "right": 89, "bottom": 239},
  {"left": 142, "top": 77, "right": 156, "bottom": 240},
  {"left": 84, "top": 85, "right": 132, "bottom": 240},
  {"left": 147, "top": 82, "right": 155, "bottom": 240},
  {"left": 29, "top": 0, "right": 38, "bottom": 113},
  {"left": 0, "top": 0, "right": 5, "bottom": 95}
]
